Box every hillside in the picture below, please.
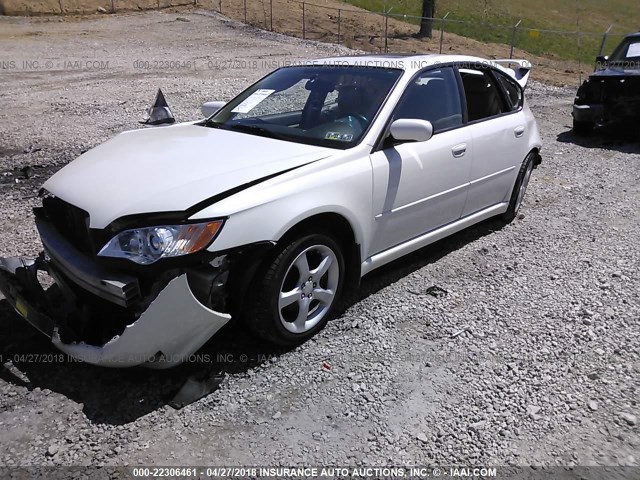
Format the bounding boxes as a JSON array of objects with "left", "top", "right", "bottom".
[
  {"left": 209, "top": 0, "right": 597, "bottom": 85},
  {"left": 346, "top": 0, "right": 640, "bottom": 63}
]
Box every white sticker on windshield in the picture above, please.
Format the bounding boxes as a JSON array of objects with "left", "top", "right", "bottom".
[
  {"left": 231, "top": 89, "right": 275, "bottom": 113},
  {"left": 627, "top": 42, "right": 640, "bottom": 58}
]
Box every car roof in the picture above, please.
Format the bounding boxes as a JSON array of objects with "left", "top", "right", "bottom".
[
  {"left": 625, "top": 32, "right": 640, "bottom": 39},
  {"left": 313, "top": 54, "right": 512, "bottom": 75}
]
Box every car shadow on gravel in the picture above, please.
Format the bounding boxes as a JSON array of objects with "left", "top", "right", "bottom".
[
  {"left": 0, "top": 302, "right": 196, "bottom": 423},
  {"left": 0, "top": 216, "right": 506, "bottom": 424},
  {"left": 345, "top": 217, "right": 508, "bottom": 307},
  {"left": 557, "top": 123, "right": 640, "bottom": 154}
]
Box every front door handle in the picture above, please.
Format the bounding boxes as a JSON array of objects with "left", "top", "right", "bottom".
[
  {"left": 452, "top": 143, "right": 467, "bottom": 158},
  {"left": 514, "top": 126, "right": 525, "bottom": 138}
]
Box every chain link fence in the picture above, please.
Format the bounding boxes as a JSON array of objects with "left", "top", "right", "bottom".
[
  {"left": 2, "top": 0, "right": 628, "bottom": 82},
  {"left": 201, "top": 0, "right": 629, "bottom": 82}
]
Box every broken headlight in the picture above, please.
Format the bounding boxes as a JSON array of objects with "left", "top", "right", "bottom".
[{"left": 98, "top": 220, "right": 224, "bottom": 265}]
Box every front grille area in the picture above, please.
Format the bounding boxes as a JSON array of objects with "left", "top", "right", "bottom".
[{"left": 40, "top": 196, "right": 94, "bottom": 254}]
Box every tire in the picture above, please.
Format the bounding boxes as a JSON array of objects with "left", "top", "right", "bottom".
[
  {"left": 244, "top": 233, "right": 346, "bottom": 346},
  {"left": 573, "top": 119, "right": 594, "bottom": 135},
  {"left": 502, "top": 152, "right": 535, "bottom": 222}
]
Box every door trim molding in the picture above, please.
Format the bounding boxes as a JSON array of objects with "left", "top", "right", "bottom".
[
  {"left": 362, "top": 202, "right": 508, "bottom": 276},
  {"left": 469, "top": 165, "right": 516, "bottom": 187},
  {"left": 374, "top": 181, "right": 469, "bottom": 218}
]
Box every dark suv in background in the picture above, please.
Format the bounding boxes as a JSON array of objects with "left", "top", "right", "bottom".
[{"left": 573, "top": 32, "right": 640, "bottom": 134}]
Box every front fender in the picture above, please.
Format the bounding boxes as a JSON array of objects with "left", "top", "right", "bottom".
[{"left": 191, "top": 154, "right": 374, "bottom": 262}]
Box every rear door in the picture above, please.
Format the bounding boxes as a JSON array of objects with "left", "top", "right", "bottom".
[
  {"left": 458, "top": 67, "right": 529, "bottom": 217},
  {"left": 369, "top": 66, "right": 472, "bottom": 255}
]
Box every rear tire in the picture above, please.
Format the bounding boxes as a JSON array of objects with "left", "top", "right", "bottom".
[
  {"left": 244, "top": 233, "right": 345, "bottom": 346},
  {"left": 573, "top": 119, "right": 594, "bottom": 135},
  {"left": 502, "top": 152, "right": 535, "bottom": 222}
]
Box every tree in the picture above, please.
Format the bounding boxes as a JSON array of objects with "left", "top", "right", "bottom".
[{"left": 417, "top": 0, "right": 436, "bottom": 38}]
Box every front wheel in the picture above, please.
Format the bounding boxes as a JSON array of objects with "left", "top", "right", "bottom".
[
  {"left": 245, "top": 233, "right": 345, "bottom": 346},
  {"left": 502, "top": 152, "right": 535, "bottom": 222}
]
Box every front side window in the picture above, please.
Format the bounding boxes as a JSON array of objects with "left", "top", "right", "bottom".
[
  {"left": 459, "top": 68, "right": 507, "bottom": 122},
  {"left": 206, "top": 66, "right": 402, "bottom": 149},
  {"left": 393, "top": 67, "right": 463, "bottom": 132}
]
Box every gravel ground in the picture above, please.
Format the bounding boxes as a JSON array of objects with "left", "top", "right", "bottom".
[{"left": 0, "top": 9, "right": 639, "bottom": 471}]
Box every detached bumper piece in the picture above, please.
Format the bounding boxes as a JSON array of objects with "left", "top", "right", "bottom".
[
  {"left": 0, "top": 256, "right": 55, "bottom": 337},
  {"left": 0, "top": 254, "right": 231, "bottom": 369},
  {"left": 52, "top": 274, "right": 231, "bottom": 369}
]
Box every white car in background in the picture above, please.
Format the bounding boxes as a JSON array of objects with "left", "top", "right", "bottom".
[{"left": 0, "top": 54, "right": 541, "bottom": 368}]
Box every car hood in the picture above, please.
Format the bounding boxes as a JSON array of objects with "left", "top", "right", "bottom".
[{"left": 44, "top": 123, "right": 334, "bottom": 228}]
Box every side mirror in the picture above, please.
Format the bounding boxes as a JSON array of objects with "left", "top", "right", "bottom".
[
  {"left": 389, "top": 119, "right": 433, "bottom": 143},
  {"left": 201, "top": 101, "right": 226, "bottom": 118},
  {"left": 595, "top": 55, "right": 608, "bottom": 69}
]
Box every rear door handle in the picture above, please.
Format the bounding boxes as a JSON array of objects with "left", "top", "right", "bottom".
[
  {"left": 514, "top": 126, "right": 525, "bottom": 138},
  {"left": 452, "top": 143, "right": 467, "bottom": 158}
]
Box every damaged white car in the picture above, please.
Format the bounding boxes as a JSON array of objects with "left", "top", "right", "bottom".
[{"left": 0, "top": 55, "right": 541, "bottom": 368}]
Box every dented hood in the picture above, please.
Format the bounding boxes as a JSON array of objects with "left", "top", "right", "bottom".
[{"left": 43, "top": 123, "right": 333, "bottom": 229}]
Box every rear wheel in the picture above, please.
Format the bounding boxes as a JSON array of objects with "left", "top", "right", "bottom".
[
  {"left": 573, "top": 119, "right": 594, "bottom": 135},
  {"left": 502, "top": 152, "right": 535, "bottom": 222},
  {"left": 245, "top": 233, "right": 345, "bottom": 346}
]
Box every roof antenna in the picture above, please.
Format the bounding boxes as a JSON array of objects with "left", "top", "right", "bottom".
[{"left": 140, "top": 88, "right": 176, "bottom": 126}]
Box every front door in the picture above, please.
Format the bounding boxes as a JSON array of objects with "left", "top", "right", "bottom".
[{"left": 369, "top": 67, "right": 472, "bottom": 255}]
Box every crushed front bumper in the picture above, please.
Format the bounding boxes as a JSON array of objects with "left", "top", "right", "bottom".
[{"left": 0, "top": 256, "right": 231, "bottom": 369}]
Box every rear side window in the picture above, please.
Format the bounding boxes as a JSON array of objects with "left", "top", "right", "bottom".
[
  {"left": 459, "top": 68, "right": 507, "bottom": 122},
  {"left": 393, "top": 67, "right": 463, "bottom": 133},
  {"left": 494, "top": 71, "right": 523, "bottom": 111}
]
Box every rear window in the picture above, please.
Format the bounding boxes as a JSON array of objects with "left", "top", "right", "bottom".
[
  {"left": 494, "top": 71, "right": 523, "bottom": 111},
  {"left": 459, "top": 69, "right": 507, "bottom": 122},
  {"left": 610, "top": 38, "right": 640, "bottom": 67}
]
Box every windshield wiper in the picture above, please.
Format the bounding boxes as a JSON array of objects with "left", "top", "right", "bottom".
[
  {"left": 226, "top": 123, "right": 285, "bottom": 140},
  {"left": 202, "top": 118, "right": 224, "bottom": 128}
]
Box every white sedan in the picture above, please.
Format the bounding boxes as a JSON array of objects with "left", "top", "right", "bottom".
[{"left": 0, "top": 54, "right": 541, "bottom": 368}]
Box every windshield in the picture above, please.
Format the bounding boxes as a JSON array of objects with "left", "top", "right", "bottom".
[
  {"left": 205, "top": 65, "right": 403, "bottom": 149},
  {"left": 608, "top": 37, "right": 640, "bottom": 68}
]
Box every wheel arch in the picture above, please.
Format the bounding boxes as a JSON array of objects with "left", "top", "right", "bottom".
[
  {"left": 227, "top": 211, "right": 362, "bottom": 319},
  {"left": 529, "top": 146, "right": 542, "bottom": 167},
  {"left": 276, "top": 212, "right": 362, "bottom": 293}
]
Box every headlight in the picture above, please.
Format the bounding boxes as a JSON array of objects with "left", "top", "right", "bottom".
[{"left": 98, "top": 220, "right": 224, "bottom": 265}]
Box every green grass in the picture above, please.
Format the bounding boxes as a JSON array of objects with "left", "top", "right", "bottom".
[{"left": 342, "top": 0, "right": 639, "bottom": 63}]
